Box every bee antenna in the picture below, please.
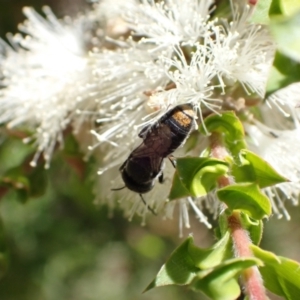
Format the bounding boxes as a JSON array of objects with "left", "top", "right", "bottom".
[
  {"left": 139, "top": 194, "right": 157, "bottom": 216},
  {"left": 111, "top": 186, "right": 126, "bottom": 191}
]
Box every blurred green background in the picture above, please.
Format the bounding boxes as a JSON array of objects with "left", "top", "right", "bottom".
[{"left": 0, "top": 1, "right": 300, "bottom": 300}]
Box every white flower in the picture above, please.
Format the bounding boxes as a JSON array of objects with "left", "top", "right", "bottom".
[
  {"left": 123, "top": 0, "right": 215, "bottom": 50},
  {"left": 246, "top": 119, "right": 300, "bottom": 220},
  {"left": 266, "top": 82, "right": 300, "bottom": 123},
  {"left": 0, "top": 7, "right": 96, "bottom": 168},
  {"left": 210, "top": 9, "right": 274, "bottom": 97},
  {"left": 3, "top": 0, "right": 299, "bottom": 234},
  {"left": 242, "top": 82, "right": 300, "bottom": 220},
  {"left": 88, "top": 42, "right": 169, "bottom": 168},
  {"left": 87, "top": 1, "right": 277, "bottom": 232}
]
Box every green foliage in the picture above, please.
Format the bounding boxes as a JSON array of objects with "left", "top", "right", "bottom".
[
  {"left": 252, "top": 245, "right": 300, "bottom": 299},
  {"left": 147, "top": 234, "right": 232, "bottom": 290},
  {"left": 280, "top": 0, "right": 300, "bottom": 16},
  {"left": 199, "top": 112, "right": 246, "bottom": 158},
  {"left": 266, "top": 51, "right": 300, "bottom": 97},
  {"left": 270, "top": 12, "right": 300, "bottom": 62},
  {"left": 251, "top": 0, "right": 300, "bottom": 97},
  {"left": 239, "top": 213, "right": 263, "bottom": 246},
  {"left": 165, "top": 109, "right": 300, "bottom": 299},
  {"left": 147, "top": 234, "right": 262, "bottom": 300},
  {"left": 169, "top": 157, "right": 229, "bottom": 199},
  {"left": 250, "top": 0, "right": 273, "bottom": 24},
  {"left": 168, "top": 171, "right": 191, "bottom": 200},
  {"left": 250, "top": 0, "right": 300, "bottom": 24},
  {"left": 0, "top": 164, "right": 48, "bottom": 203},
  {"left": 250, "top": 0, "right": 300, "bottom": 96},
  {"left": 191, "top": 257, "right": 262, "bottom": 300},
  {"left": 217, "top": 183, "right": 272, "bottom": 219},
  {"left": 233, "top": 149, "right": 288, "bottom": 188},
  {"left": 266, "top": 11, "right": 300, "bottom": 95},
  {"left": 1, "top": 1, "right": 300, "bottom": 300}
]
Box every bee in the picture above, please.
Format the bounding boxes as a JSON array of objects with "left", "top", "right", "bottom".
[{"left": 114, "top": 103, "right": 196, "bottom": 214}]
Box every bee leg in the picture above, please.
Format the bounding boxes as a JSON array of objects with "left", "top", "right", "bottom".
[
  {"left": 111, "top": 186, "right": 126, "bottom": 191},
  {"left": 269, "top": 131, "right": 279, "bottom": 138},
  {"left": 168, "top": 155, "right": 176, "bottom": 168},
  {"left": 158, "top": 173, "right": 164, "bottom": 184},
  {"left": 139, "top": 194, "right": 157, "bottom": 216}
]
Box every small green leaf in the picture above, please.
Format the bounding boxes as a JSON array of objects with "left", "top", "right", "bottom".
[
  {"left": 270, "top": 12, "right": 300, "bottom": 62},
  {"left": 63, "top": 133, "right": 81, "bottom": 155},
  {"left": 189, "top": 232, "right": 232, "bottom": 270},
  {"left": 168, "top": 171, "right": 191, "bottom": 200},
  {"left": 191, "top": 257, "right": 262, "bottom": 300},
  {"left": 266, "top": 51, "right": 300, "bottom": 97},
  {"left": 146, "top": 233, "right": 232, "bottom": 291},
  {"left": 250, "top": 0, "right": 273, "bottom": 24},
  {"left": 217, "top": 183, "right": 272, "bottom": 219},
  {"left": 231, "top": 155, "right": 256, "bottom": 184},
  {"left": 239, "top": 213, "right": 263, "bottom": 245},
  {"left": 0, "top": 137, "right": 33, "bottom": 174},
  {"left": 1, "top": 167, "right": 30, "bottom": 202},
  {"left": 269, "top": 0, "right": 283, "bottom": 15},
  {"left": 175, "top": 157, "right": 229, "bottom": 197},
  {"left": 252, "top": 245, "right": 300, "bottom": 299},
  {"left": 217, "top": 210, "right": 230, "bottom": 237},
  {"left": 280, "top": 0, "right": 300, "bottom": 16},
  {"left": 200, "top": 112, "right": 246, "bottom": 158},
  {"left": 234, "top": 149, "right": 288, "bottom": 188},
  {"left": 146, "top": 237, "right": 200, "bottom": 291},
  {"left": 0, "top": 164, "right": 48, "bottom": 202}
]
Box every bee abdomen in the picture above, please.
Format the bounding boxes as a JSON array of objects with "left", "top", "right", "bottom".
[{"left": 163, "top": 104, "right": 195, "bottom": 151}]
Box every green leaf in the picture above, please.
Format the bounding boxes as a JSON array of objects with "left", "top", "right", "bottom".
[
  {"left": 175, "top": 157, "right": 229, "bottom": 197},
  {"left": 168, "top": 171, "right": 191, "bottom": 200},
  {"left": 0, "top": 137, "right": 33, "bottom": 174},
  {"left": 145, "top": 237, "right": 200, "bottom": 290},
  {"left": 233, "top": 149, "right": 288, "bottom": 188},
  {"left": 200, "top": 112, "right": 246, "bottom": 158},
  {"left": 266, "top": 51, "right": 300, "bottom": 97},
  {"left": 146, "top": 233, "right": 232, "bottom": 291},
  {"left": 0, "top": 164, "right": 48, "bottom": 202},
  {"left": 0, "top": 218, "right": 9, "bottom": 280},
  {"left": 239, "top": 213, "right": 263, "bottom": 245},
  {"left": 250, "top": 0, "right": 273, "bottom": 24},
  {"left": 218, "top": 210, "right": 263, "bottom": 245},
  {"left": 280, "top": 0, "right": 300, "bottom": 16},
  {"left": 190, "top": 232, "right": 232, "bottom": 270},
  {"left": 191, "top": 257, "right": 262, "bottom": 300},
  {"left": 27, "top": 165, "right": 48, "bottom": 198},
  {"left": 270, "top": 12, "right": 300, "bottom": 62},
  {"left": 269, "top": 0, "right": 283, "bottom": 15},
  {"left": 1, "top": 167, "right": 30, "bottom": 202},
  {"left": 217, "top": 183, "right": 272, "bottom": 219},
  {"left": 252, "top": 245, "right": 300, "bottom": 299}
]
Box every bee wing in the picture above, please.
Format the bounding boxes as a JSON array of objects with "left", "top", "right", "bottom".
[
  {"left": 130, "top": 143, "right": 164, "bottom": 175},
  {"left": 138, "top": 124, "right": 151, "bottom": 139},
  {"left": 149, "top": 156, "right": 165, "bottom": 176},
  {"left": 131, "top": 142, "right": 159, "bottom": 158}
]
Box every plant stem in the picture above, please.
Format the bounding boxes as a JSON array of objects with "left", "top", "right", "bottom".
[{"left": 209, "top": 132, "right": 267, "bottom": 300}]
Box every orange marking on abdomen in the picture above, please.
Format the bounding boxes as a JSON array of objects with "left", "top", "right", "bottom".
[{"left": 171, "top": 105, "right": 195, "bottom": 127}]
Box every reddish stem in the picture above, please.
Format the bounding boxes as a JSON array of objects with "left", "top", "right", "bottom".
[
  {"left": 228, "top": 212, "right": 267, "bottom": 300},
  {"left": 209, "top": 132, "right": 267, "bottom": 300}
]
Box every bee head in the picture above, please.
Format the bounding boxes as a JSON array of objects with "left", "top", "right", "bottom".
[{"left": 120, "top": 166, "right": 155, "bottom": 194}]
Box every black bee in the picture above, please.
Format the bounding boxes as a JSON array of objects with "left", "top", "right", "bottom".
[{"left": 114, "top": 103, "right": 196, "bottom": 213}]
